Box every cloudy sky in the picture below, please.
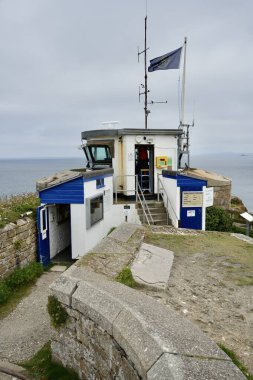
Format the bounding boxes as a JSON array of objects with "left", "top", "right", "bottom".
[{"left": 0, "top": 0, "right": 252, "bottom": 158}]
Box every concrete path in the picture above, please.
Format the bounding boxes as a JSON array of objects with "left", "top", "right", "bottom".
[
  {"left": 77, "top": 223, "right": 144, "bottom": 278},
  {"left": 109, "top": 223, "right": 142, "bottom": 243},
  {"left": 0, "top": 270, "right": 61, "bottom": 364},
  {"left": 131, "top": 243, "right": 174, "bottom": 289}
]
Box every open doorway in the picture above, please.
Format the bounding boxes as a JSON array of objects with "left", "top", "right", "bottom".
[
  {"left": 135, "top": 144, "right": 154, "bottom": 194},
  {"left": 48, "top": 204, "right": 72, "bottom": 263}
]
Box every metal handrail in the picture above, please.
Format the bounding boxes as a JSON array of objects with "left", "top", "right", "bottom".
[
  {"left": 157, "top": 174, "right": 179, "bottom": 226},
  {"left": 115, "top": 174, "right": 154, "bottom": 225},
  {"left": 115, "top": 175, "right": 138, "bottom": 203},
  {"left": 136, "top": 180, "right": 154, "bottom": 225}
]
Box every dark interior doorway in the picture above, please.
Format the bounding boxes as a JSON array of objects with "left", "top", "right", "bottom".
[
  {"left": 49, "top": 204, "right": 73, "bottom": 263},
  {"left": 135, "top": 144, "right": 154, "bottom": 194}
]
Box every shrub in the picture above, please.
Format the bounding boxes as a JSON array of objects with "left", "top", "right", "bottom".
[
  {"left": 47, "top": 296, "right": 69, "bottom": 328},
  {"left": 0, "top": 282, "right": 11, "bottom": 304},
  {"left": 0, "top": 262, "right": 44, "bottom": 305},
  {"left": 0, "top": 193, "right": 40, "bottom": 228},
  {"left": 5, "top": 263, "right": 44, "bottom": 290},
  {"left": 206, "top": 206, "right": 233, "bottom": 232},
  {"left": 116, "top": 267, "right": 137, "bottom": 288},
  {"left": 22, "top": 342, "right": 79, "bottom": 380}
]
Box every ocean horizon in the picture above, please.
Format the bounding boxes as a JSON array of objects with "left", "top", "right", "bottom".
[{"left": 0, "top": 153, "right": 252, "bottom": 211}]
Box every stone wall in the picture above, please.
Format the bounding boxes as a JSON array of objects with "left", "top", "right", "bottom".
[
  {"left": 49, "top": 266, "right": 246, "bottom": 380},
  {"left": 0, "top": 218, "right": 37, "bottom": 279},
  {"left": 213, "top": 184, "right": 231, "bottom": 208}
]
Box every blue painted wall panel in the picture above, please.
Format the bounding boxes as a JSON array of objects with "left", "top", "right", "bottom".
[{"left": 39, "top": 177, "right": 84, "bottom": 204}]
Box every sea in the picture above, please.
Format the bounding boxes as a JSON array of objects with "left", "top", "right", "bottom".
[{"left": 0, "top": 154, "right": 252, "bottom": 211}]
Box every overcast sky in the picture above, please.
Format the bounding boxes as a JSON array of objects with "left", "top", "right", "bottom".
[{"left": 0, "top": 0, "right": 252, "bottom": 158}]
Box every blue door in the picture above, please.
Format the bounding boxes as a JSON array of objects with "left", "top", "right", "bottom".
[
  {"left": 180, "top": 189, "right": 203, "bottom": 230},
  {"left": 37, "top": 206, "right": 50, "bottom": 266}
]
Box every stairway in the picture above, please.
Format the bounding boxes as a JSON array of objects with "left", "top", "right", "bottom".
[{"left": 136, "top": 200, "right": 170, "bottom": 225}]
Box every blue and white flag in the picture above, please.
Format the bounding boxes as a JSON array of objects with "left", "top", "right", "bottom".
[{"left": 148, "top": 47, "right": 182, "bottom": 72}]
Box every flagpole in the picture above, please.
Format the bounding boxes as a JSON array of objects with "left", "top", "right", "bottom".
[
  {"left": 181, "top": 37, "right": 187, "bottom": 125},
  {"left": 144, "top": 15, "right": 148, "bottom": 129}
]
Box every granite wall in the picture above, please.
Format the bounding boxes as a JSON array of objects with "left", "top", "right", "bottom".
[
  {"left": 0, "top": 218, "right": 37, "bottom": 279},
  {"left": 49, "top": 266, "right": 246, "bottom": 380}
]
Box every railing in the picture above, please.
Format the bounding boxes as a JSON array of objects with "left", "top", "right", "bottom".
[
  {"left": 115, "top": 175, "right": 154, "bottom": 225},
  {"left": 136, "top": 180, "right": 154, "bottom": 225},
  {"left": 157, "top": 174, "right": 179, "bottom": 227},
  {"left": 115, "top": 175, "right": 138, "bottom": 204}
]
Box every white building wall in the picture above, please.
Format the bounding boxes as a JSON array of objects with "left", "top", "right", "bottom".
[
  {"left": 70, "top": 203, "right": 86, "bottom": 259},
  {"left": 120, "top": 134, "right": 178, "bottom": 196},
  {"left": 160, "top": 176, "right": 180, "bottom": 227},
  {"left": 70, "top": 175, "right": 141, "bottom": 258}
]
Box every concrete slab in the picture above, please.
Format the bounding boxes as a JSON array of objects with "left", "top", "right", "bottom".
[
  {"left": 231, "top": 233, "right": 253, "bottom": 245},
  {"left": 131, "top": 243, "right": 174, "bottom": 289},
  {"left": 50, "top": 265, "right": 68, "bottom": 272},
  {"left": 109, "top": 223, "right": 141, "bottom": 243},
  {"left": 147, "top": 353, "right": 246, "bottom": 380}
]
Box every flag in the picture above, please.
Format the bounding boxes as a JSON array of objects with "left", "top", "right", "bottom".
[{"left": 148, "top": 47, "right": 182, "bottom": 72}]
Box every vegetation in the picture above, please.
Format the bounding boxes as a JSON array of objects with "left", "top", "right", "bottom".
[
  {"left": 116, "top": 267, "right": 137, "bottom": 288},
  {"left": 47, "top": 296, "right": 69, "bottom": 328},
  {"left": 218, "top": 344, "right": 253, "bottom": 380},
  {"left": 144, "top": 231, "right": 253, "bottom": 286},
  {"left": 0, "top": 262, "right": 44, "bottom": 307},
  {"left": 232, "top": 224, "right": 253, "bottom": 238},
  {"left": 22, "top": 342, "right": 79, "bottom": 380},
  {"left": 0, "top": 193, "right": 40, "bottom": 228},
  {"left": 107, "top": 226, "right": 116, "bottom": 235},
  {"left": 206, "top": 206, "right": 233, "bottom": 232}
]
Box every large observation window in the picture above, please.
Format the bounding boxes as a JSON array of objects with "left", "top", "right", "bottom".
[{"left": 83, "top": 144, "right": 112, "bottom": 168}]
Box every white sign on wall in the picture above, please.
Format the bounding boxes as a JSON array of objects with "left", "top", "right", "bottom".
[
  {"left": 187, "top": 210, "right": 195, "bottom": 217},
  {"left": 205, "top": 187, "right": 214, "bottom": 207},
  {"left": 182, "top": 192, "right": 203, "bottom": 207}
]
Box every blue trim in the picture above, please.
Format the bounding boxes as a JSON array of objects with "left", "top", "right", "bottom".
[
  {"left": 83, "top": 173, "right": 112, "bottom": 183},
  {"left": 162, "top": 173, "right": 207, "bottom": 188},
  {"left": 39, "top": 177, "right": 84, "bottom": 204},
  {"left": 37, "top": 206, "right": 50, "bottom": 266},
  {"left": 96, "top": 178, "right": 105, "bottom": 189}
]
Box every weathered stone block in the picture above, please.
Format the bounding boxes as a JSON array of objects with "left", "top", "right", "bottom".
[
  {"left": 49, "top": 275, "right": 79, "bottom": 306},
  {"left": 72, "top": 281, "right": 123, "bottom": 335}
]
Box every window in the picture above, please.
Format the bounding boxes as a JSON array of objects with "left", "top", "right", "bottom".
[
  {"left": 86, "top": 194, "right": 104, "bottom": 229},
  {"left": 40, "top": 208, "right": 47, "bottom": 232},
  {"left": 90, "top": 146, "right": 111, "bottom": 161},
  {"left": 96, "top": 178, "right": 104, "bottom": 189}
]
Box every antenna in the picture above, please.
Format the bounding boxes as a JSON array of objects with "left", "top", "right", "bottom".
[{"left": 138, "top": 16, "right": 150, "bottom": 129}]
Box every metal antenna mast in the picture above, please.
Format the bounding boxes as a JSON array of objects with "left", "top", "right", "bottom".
[{"left": 138, "top": 16, "right": 150, "bottom": 129}]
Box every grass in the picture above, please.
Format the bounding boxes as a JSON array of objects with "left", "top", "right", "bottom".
[
  {"left": 144, "top": 231, "right": 253, "bottom": 285},
  {"left": 116, "top": 267, "right": 137, "bottom": 288},
  {"left": 0, "top": 193, "right": 40, "bottom": 228},
  {"left": 218, "top": 344, "right": 253, "bottom": 380},
  {"left": 0, "top": 262, "right": 44, "bottom": 314},
  {"left": 47, "top": 296, "right": 69, "bottom": 328},
  {"left": 21, "top": 342, "right": 79, "bottom": 380}
]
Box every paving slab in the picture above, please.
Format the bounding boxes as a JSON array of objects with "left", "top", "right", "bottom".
[
  {"left": 109, "top": 223, "right": 141, "bottom": 243},
  {"left": 49, "top": 265, "right": 68, "bottom": 272},
  {"left": 131, "top": 243, "right": 174, "bottom": 289}
]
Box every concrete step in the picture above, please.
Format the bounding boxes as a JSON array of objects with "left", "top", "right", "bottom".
[
  {"left": 137, "top": 207, "right": 167, "bottom": 215},
  {"left": 136, "top": 201, "right": 164, "bottom": 209},
  {"left": 138, "top": 212, "right": 167, "bottom": 220}
]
